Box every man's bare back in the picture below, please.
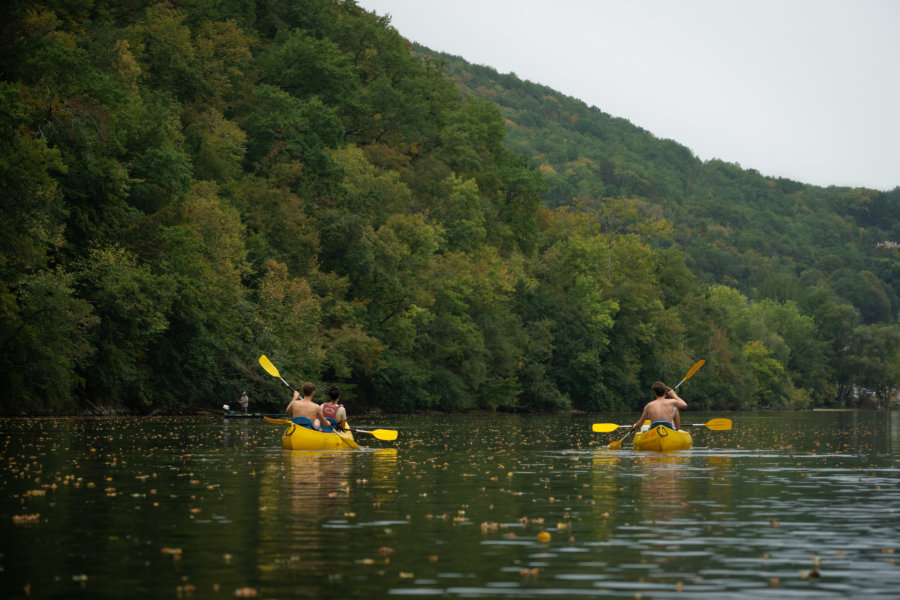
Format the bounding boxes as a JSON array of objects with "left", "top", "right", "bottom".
[
  {"left": 285, "top": 383, "right": 327, "bottom": 428},
  {"left": 634, "top": 383, "right": 687, "bottom": 430}
]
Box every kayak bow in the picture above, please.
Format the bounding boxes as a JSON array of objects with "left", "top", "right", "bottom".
[
  {"left": 633, "top": 424, "right": 693, "bottom": 451},
  {"left": 264, "top": 416, "right": 360, "bottom": 450}
]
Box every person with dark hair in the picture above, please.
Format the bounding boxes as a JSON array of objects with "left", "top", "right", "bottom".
[
  {"left": 285, "top": 382, "right": 328, "bottom": 430},
  {"left": 322, "top": 385, "right": 348, "bottom": 431},
  {"left": 632, "top": 381, "right": 687, "bottom": 431}
]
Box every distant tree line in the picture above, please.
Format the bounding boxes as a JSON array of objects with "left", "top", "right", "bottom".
[
  {"left": 431, "top": 47, "right": 900, "bottom": 410},
  {"left": 2, "top": 0, "right": 898, "bottom": 415}
]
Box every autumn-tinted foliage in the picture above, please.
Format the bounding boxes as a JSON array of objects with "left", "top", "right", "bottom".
[{"left": 1, "top": 1, "right": 897, "bottom": 414}]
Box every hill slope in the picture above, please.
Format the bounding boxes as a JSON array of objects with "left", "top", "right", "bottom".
[
  {"left": 2, "top": 0, "right": 898, "bottom": 414},
  {"left": 428, "top": 46, "right": 900, "bottom": 318},
  {"left": 423, "top": 46, "right": 900, "bottom": 408}
]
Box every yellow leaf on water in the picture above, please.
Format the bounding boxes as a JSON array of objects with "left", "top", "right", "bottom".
[{"left": 12, "top": 514, "right": 40, "bottom": 525}]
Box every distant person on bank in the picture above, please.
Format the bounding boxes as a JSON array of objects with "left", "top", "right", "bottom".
[{"left": 240, "top": 391, "right": 249, "bottom": 414}]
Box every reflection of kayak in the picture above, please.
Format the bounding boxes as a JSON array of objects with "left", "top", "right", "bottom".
[
  {"left": 280, "top": 421, "right": 360, "bottom": 451},
  {"left": 633, "top": 425, "right": 692, "bottom": 451}
]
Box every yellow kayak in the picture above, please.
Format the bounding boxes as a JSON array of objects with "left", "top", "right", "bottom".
[
  {"left": 280, "top": 421, "right": 359, "bottom": 450},
  {"left": 633, "top": 425, "right": 692, "bottom": 451}
]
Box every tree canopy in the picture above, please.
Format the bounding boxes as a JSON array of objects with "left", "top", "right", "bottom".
[{"left": 2, "top": 0, "right": 897, "bottom": 414}]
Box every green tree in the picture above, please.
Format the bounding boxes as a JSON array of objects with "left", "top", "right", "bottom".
[
  {"left": 184, "top": 107, "right": 247, "bottom": 182},
  {"left": 255, "top": 28, "right": 359, "bottom": 112},
  {"left": 0, "top": 269, "right": 97, "bottom": 412},
  {"left": 76, "top": 245, "right": 173, "bottom": 407},
  {"left": 845, "top": 324, "right": 900, "bottom": 408},
  {"left": 236, "top": 84, "right": 343, "bottom": 192},
  {"left": 147, "top": 182, "right": 251, "bottom": 406}
]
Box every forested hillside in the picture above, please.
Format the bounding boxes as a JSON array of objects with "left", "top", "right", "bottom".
[
  {"left": 2, "top": 0, "right": 897, "bottom": 415},
  {"left": 426, "top": 48, "right": 900, "bottom": 410}
]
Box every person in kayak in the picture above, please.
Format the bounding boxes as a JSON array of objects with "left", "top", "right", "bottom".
[
  {"left": 285, "top": 382, "right": 328, "bottom": 431},
  {"left": 633, "top": 381, "right": 687, "bottom": 430},
  {"left": 322, "top": 384, "right": 348, "bottom": 431}
]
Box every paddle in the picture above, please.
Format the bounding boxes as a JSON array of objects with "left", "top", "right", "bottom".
[
  {"left": 606, "top": 359, "right": 706, "bottom": 449},
  {"left": 593, "top": 417, "right": 730, "bottom": 433},
  {"left": 349, "top": 428, "right": 399, "bottom": 441},
  {"left": 592, "top": 423, "right": 628, "bottom": 433},
  {"left": 606, "top": 432, "right": 631, "bottom": 450},
  {"left": 259, "top": 355, "right": 296, "bottom": 392},
  {"left": 682, "top": 418, "right": 732, "bottom": 431},
  {"left": 262, "top": 416, "right": 398, "bottom": 441}
]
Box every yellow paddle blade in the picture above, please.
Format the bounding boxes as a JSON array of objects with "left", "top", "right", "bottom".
[
  {"left": 702, "top": 418, "right": 732, "bottom": 430},
  {"left": 684, "top": 359, "right": 706, "bottom": 380},
  {"left": 592, "top": 423, "right": 621, "bottom": 433},
  {"left": 608, "top": 439, "right": 624, "bottom": 449},
  {"left": 356, "top": 428, "right": 398, "bottom": 441},
  {"left": 263, "top": 416, "right": 290, "bottom": 425},
  {"left": 259, "top": 355, "right": 280, "bottom": 378}
]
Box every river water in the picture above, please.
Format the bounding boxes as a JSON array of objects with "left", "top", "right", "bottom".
[{"left": 1, "top": 411, "right": 898, "bottom": 599}]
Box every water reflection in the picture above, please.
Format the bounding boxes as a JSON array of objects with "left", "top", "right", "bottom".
[
  {"left": 634, "top": 454, "right": 690, "bottom": 523},
  {"left": 1, "top": 413, "right": 898, "bottom": 600}
]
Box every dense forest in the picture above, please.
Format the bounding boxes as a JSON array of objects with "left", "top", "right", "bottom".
[{"left": 2, "top": 0, "right": 898, "bottom": 415}]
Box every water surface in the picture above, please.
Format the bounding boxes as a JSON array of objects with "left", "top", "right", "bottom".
[{"left": 1, "top": 411, "right": 898, "bottom": 598}]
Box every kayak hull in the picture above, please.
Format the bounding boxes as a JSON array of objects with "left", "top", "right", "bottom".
[
  {"left": 281, "top": 422, "right": 359, "bottom": 450},
  {"left": 633, "top": 425, "right": 692, "bottom": 451}
]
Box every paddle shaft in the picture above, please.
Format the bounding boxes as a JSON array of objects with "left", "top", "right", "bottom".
[{"left": 276, "top": 376, "right": 295, "bottom": 392}]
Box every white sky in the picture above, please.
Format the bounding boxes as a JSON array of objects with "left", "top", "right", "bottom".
[{"left": 355, "top": 0, "right": 900, "bottom": 191}]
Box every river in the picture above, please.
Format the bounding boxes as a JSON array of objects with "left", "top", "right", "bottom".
[{"left": 1, "top": 411, "right": 898, "bottom": 599}]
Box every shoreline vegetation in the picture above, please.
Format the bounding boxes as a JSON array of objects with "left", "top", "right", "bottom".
[
  {"left": 4, "top": 404, "right": 897, "bottom": 418},
  {"left": 3, "top": 1, "right": 900, "bottom": 417}
]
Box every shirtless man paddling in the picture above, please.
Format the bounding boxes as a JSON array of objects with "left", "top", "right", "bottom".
[
  {"left": 632, "top": 381, "right": 687, "bottom": 431},
  {"left": 285, "top": 382, "right": 328, "bottom": 430}
]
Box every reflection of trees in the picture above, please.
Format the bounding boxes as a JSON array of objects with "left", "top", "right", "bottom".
[{"left": 890, "top": 411, "right": 899, "bottom": 453}]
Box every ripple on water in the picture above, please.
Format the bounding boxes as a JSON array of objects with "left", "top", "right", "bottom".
[{"left": 2, "top": 413, "right": 898, "bottom": 600}]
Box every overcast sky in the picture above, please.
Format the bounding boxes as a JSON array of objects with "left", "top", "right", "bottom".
[{"left": 355, "top": 0, "right": 899, "bottom": 191}]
